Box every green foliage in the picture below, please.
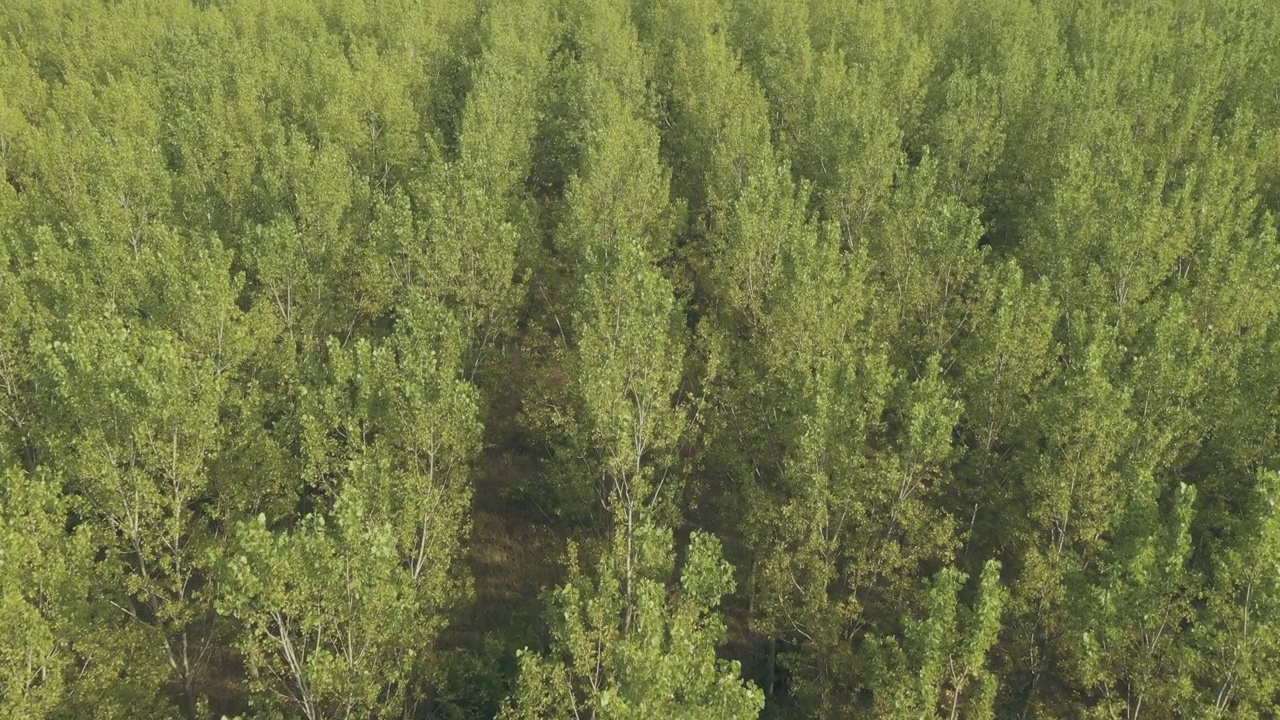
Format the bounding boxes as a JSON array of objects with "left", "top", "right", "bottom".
[
  {"left": 220, "top": 495, "right": 439, "bottom": 720},
  {"left": 1, "top": 0, "right": 1279, "bottom": 718},
  {"left": 0, "top": 467, "right": 168, "bottom": 720},
  {"left": 863, "top": 561, "right": 1006, "bottom": 720},
  {"left": 520, "top": 2, "right": 687, "bottom": 524},
  {"left": 218, "top": 298, "right": 477, "bottom": 718},
  {"left": 500, "top": 525, "right": 763, "bottom": 720}
]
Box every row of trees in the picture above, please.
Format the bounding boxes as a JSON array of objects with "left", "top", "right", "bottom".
[{"left": 2, "top": 0, "right": 1279, "bottom": 717}]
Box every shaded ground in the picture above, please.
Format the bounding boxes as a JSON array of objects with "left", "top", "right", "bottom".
[{"left": 432, "top": 348, "right": 568, "bottom": 717}]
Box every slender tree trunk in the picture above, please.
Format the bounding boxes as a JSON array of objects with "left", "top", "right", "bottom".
[{"left": 765, "top": 636, "right": 776, "bottom": 700}]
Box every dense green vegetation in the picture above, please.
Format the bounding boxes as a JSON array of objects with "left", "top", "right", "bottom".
[{"left": 2, "top": 0, "right": 1280, "bottom": 717}]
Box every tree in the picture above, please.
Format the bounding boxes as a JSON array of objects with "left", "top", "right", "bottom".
[
  {"left": 0, "top": 466, "right": 169, "bottom": 720},
  {"left": 521, "top": 5, "right": 687, "bottom": 524},
  {"left": 500, "top": 524, "right": 762, "bottom": 720},
  {"left": 2, "top": 0, "right": 1280, "bottom": 717},
  {"left": 863, "top": 561, "right": 1006, "bottom": 720},
  {"left": 218, "top": 297, "right": 478, "bottom": 719}
]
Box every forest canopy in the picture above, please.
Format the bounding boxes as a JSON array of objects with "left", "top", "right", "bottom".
[{"left": 2, "top": 0, "right": 1280, "bottom": 718}]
